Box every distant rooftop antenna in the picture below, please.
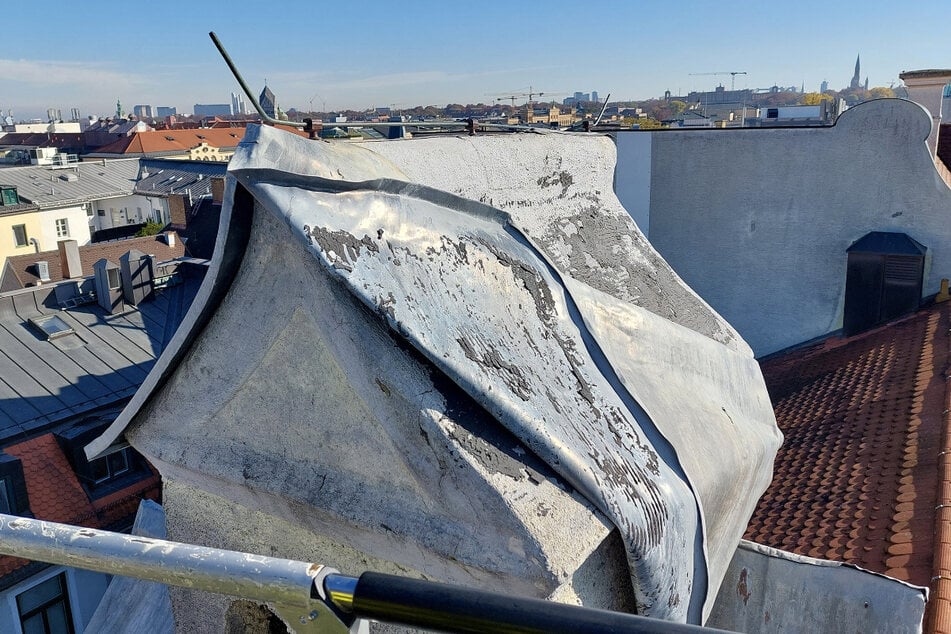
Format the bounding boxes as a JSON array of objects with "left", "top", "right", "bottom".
[
  {"left": 594, "top": 93, "right": 611, "bottom": 126},
  {"left": 208, "top": 32, "right": 305, "bottom": 130}
]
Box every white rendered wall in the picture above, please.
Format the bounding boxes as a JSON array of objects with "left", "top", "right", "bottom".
[
  {"left": 613, "top": 131, "right": 652, "bottom": 236},
  {"left": 38, "top": 205, "right": 91, "bottom": 248},
  {"left": 636, "top": 98, "right": 951, "bottom": 356}
]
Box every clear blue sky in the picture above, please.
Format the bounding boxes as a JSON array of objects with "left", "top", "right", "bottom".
[{"left": 3, "top": 1, "right": 950, "bottom": 120}]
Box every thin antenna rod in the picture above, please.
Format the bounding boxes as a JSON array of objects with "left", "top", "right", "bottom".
[
  {"left": 209, "top": 31, "right": 305, "bottom": 129},
  {"left": 594, "top": 93, "right": 611, "bottom": 127},
  {"left": 208, "top": 31, "right": 538, "bottom": 134}
]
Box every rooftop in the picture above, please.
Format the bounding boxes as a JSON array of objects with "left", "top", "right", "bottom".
[
  {"left": 0, "top": 234, "right": 185, "bottom": 291},
  {"left": 0, "top": 159, "right": 139, "bottom": 210},
  {"left": 745, "top": 300, "right": 951, "bottom": 623},
  {"left": 0, "top": 265, "right": 203, "bottom": 442},
  {"left": 135, "top": 159, "right": 227, "bottom": 200}
]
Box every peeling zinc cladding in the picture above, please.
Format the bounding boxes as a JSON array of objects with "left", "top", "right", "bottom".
[{"left": 216, "top": 125, "right": 782, "bottom": 623}]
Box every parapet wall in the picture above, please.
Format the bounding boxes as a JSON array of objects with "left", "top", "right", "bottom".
[{"left": 638, "top": 98, "right": 951, "bottom": 355}]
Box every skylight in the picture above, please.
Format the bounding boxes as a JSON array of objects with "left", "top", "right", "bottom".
[{"left": 28, "top": 314, "right": 75, "bottom": 340}]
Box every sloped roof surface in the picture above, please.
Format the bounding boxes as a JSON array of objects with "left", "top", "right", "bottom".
[
  {"left": 0, "top": 271, "right": 202, "bottom": 440},
  {"left": 847, "top": 231, "right": 927, "bottom": 255},
  {"left": 2, "top": 235, "right": 185, "bottom": 290},
  {"left": 134, "top": 159, "right": 226, "bottom": 199},
  {"left": 0, "top": 133, "right": 86, "bottom": 149},
  {"left": 0, "top": 433, "right": 160, "bottom": 579},
  {"left": 0, "top": 159, "right": 139, "bottom": 209},
  {"left": 90, "top": 128, "right": 246, "bottom": 156},
  {"left": 746, "top": 302, "right": 950, "bottom": 588}
]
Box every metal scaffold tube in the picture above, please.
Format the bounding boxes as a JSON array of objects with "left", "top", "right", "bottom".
[{"left": 0, "top": 513, "right": 325, "bottom": 607}]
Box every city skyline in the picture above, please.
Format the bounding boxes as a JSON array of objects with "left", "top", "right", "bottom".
[{"left": 3, "top": 1, "right": 950, "bottom": 121}]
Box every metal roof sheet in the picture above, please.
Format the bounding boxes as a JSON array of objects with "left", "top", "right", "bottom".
[
  {"left": 0, "top": 271, "right": 202, "bottom": 441},
  {"left": 134, "top": 159, "right": 227, "bottom": 199},
  {"left": 0, "top": 159, "right": 140, "bottom": 209}
]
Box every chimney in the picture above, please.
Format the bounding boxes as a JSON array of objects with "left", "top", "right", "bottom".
[
  {"left": 165, "top": 232, "right": 176, "bottom": 248},
  {"left": 211, "top": 177, "right": 225, "bottom": 204},
  {"left": 58, "top": 239, "right": 83, "bottom": 278},
  {"left": 35, "top": 261, "right": 50, "bottom": 282},
  {"left": 93, "top": 259, "right": 124, "bottom": 314}
]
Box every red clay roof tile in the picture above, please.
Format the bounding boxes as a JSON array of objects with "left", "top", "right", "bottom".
[{"left": 745, "top": 302, "right": 951, "bottom": 610}]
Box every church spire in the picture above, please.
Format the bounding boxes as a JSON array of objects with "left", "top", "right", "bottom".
[{"left": 850, "top": 54, "right": 861, "bottom": 90}]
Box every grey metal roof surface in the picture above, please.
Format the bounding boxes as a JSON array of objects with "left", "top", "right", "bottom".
[
  {"left": 0, "top": 273, "right": 201, "bottom": 442},
  {"left": 0, "top": 159, "right": 140, "bottom": 210},
  {"left": 134, "top": 159, "right": 226, "bottom": 200}
]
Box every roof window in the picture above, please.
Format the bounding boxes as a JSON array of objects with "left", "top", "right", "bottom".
[{"left": 28, "top": 314, "right": 75, "bottom": 340}]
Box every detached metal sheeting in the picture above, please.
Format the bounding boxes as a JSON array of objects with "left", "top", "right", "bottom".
[
  {"left": 707, "top": 541, "right": 927, "bottom": 633},
  {"left": 221, "top": 125, "right": 782, "bottom": 622}
]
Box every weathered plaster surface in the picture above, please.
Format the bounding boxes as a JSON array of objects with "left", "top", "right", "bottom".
[
  {"left": 369, "top": 131, "right": 742, "bottom": 353},
  {"left": 111, "top": 125, "right": 781, "bottom": 627},
  {"left": 129, "top": 199, "right": 624, "bottom": 630},
  {"left": 643, "top": 98, "right": 951, "bottom": 355}
]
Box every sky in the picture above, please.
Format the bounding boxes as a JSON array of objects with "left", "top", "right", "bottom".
[{"left": 3, "top": 1, "right": 950, "bottom": 121}]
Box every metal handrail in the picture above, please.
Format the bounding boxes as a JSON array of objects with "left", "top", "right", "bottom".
[{"left": 0, "top": 513, "right": 727, "bottom": 633}]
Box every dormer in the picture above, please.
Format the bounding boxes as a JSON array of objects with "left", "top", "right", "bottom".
[{"left": 0, "top": 185, "right": 20, "bottom": 207}]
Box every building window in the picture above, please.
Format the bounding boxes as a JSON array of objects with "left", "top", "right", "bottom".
[
  {"left": 89, "top": 447, "right": 131, "bottom": 484},
  {"left": 106, "top": 267, "right": 120, "bottom": 290},
  {"left": 16, "top": 572, "right": 74, "bottom": 634},
  {"left": 0, "top": 477, "right": 12, "bottom": 513},
  {"left": 55, "top": 218, "right": 69, "bottom": 238},
  {"left": 13, "top": 224, "right": 28, "bottom": 247}
]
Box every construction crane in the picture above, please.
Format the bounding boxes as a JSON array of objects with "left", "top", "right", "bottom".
[
  {"left": 486, "top": 86, "right": 553, "bottom": 106},
  {"left": 689, "top": 71, "right": 748, "bottom": 91}
]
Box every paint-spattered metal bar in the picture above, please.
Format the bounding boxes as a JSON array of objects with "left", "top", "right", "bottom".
[
  {"left": 0, "top": 513, "right": 326, "bottom": 607},
  {"left": 0, "top": 513, "right": 726, "bottom": 632}
]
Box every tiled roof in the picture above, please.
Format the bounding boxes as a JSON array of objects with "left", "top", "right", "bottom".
[
  {"left": 88, "top": 128, "right": 247, "bottom": 156},
  {"left": 0, "top": 433, "right": 160, "bottom": 579},
  {"left": 2, "top": 234, "right": 185, "bottom": 289},
  {"left": 746, "top": 301, "right": 951, "bottom": 626},
  {"left": 0, "top": 133, "right": 86, "bottom": 150},
  {"left": 8, "top": 435, "right": 92, "bottom": 524}
]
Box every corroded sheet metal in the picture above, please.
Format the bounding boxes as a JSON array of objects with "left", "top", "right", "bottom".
[
  {"left": 221, "top": 125, "right": 782, "bottom": 622},
  {"left": 233, "top": 174, "right": 698, "bottom": 621},
  {"left": 566, "top": 280, "right": 782, "bottom": 619},
  {"left": 707, "top": 541, "right": 926, "bottom": 632},
  {"left": 88, "top": 124, "right": 782, "bottom": 624}
]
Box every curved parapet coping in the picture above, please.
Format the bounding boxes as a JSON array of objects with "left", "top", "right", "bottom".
[
  {"left": 88, "top": 125, "right": 781, "bottom": 624},
  {"left": 833, "top": 98, "right": 933, "bottom": 144}
]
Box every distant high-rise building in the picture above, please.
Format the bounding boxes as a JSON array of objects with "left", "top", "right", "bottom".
[
  {"left": 133, "top": 105, "right": 154, "bottom": 118},
  {"left": 193, "top": 103, "right": 233, "bottom": 117},
  {"left": 156, "top": 106, "right": 177, "bottom": 117},
  {"left": 116, "top": 99, "right": 123, "bottom": 119},
  {"left": 259, "top": 85, "right": 277, "bottom": 119},
  {"left": 850, "top": 55, "right": 861, "bottom": 90},
  {"left": 820, "top": 80, "right": 829, "bottom": 93},
  {"left": 46, "top": 108, "right": 61, "bottom": 122},
  {"left": 591, "top": 91, "right": 599, "bottom": 103},
  {"left": 70, "top": 108, "right": 81, "bottom": 121},
  {"left": 231, "top": 92, "right": 247, "bottom": 116}
]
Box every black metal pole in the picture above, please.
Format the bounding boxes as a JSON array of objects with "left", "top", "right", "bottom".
[{"left": 349, "top": 571, "right": 727, "bottom": 634}]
